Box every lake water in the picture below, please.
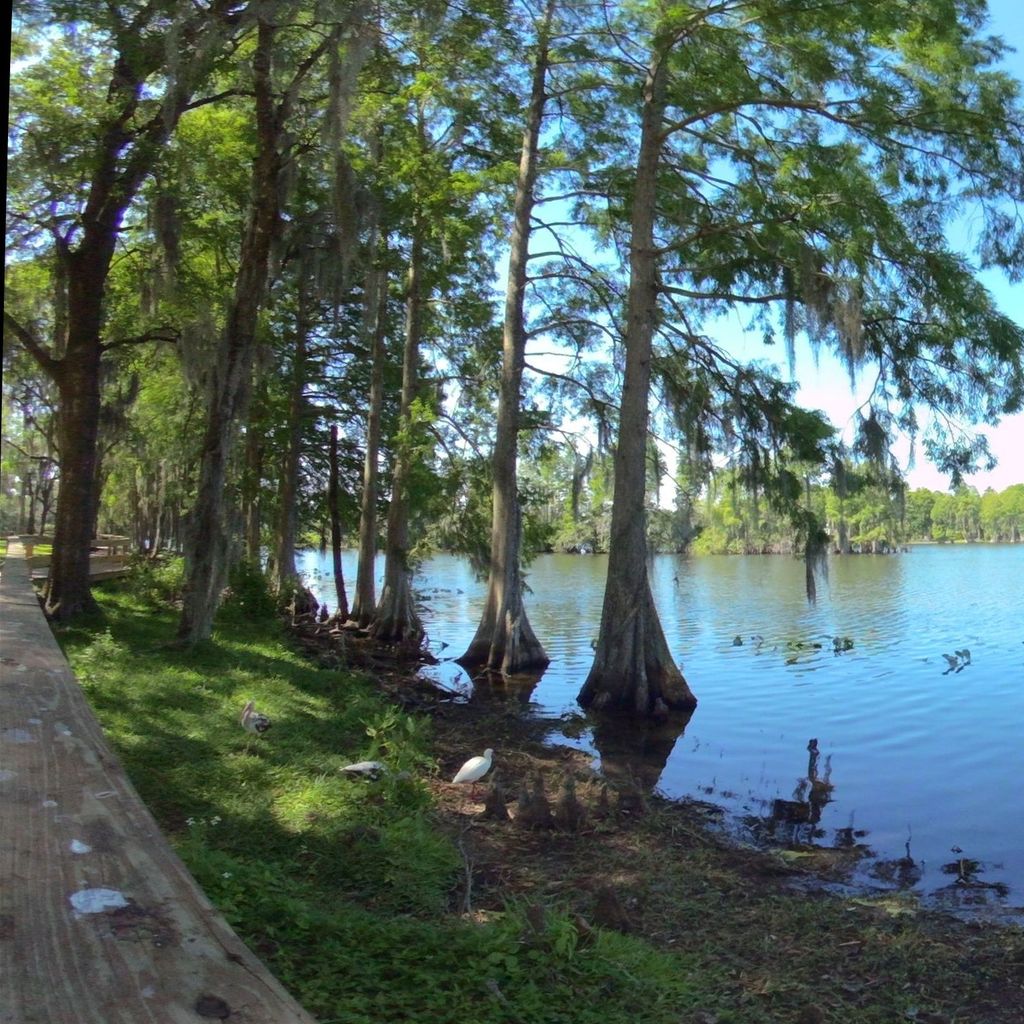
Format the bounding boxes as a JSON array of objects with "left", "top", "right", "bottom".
[{"left": 298, "top": 545, "right": 1024, "bottom": 918}]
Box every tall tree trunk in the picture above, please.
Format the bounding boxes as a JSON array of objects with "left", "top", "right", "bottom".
[
  {"left": 151, "top": 461, "right": 166, "bottom": 556},
  {"left": 178, "top": 19, "right": 285, "bottom": 643},
  {"left": 328, "top": 424, "right": 349, "bottom": 619},
  {"left": 36, "top": 464, "right": 55, "bottom": 536},
  {"left": 175, "top": 12, "right": 364, "bottom": 641},
  {"left": 43, "top": 252, "right": 108, "bottom": 618},
  {"left": 23, "top": 472, "right": 36, "bottom": 535},
  {"left": 460, "top": 0, "right": 554, "bottom": 675},
  {"left": 18, "top": 469, "right": 29, "bottom": 534},
  {"left": 350, "top": 170, "right": 388, "bottom": 626},
  {"left": 242, "top": 382, "right": 267, "bottom": 563},
  {"left": 579, "top": 40, "right": 697, "bottom": 717},
  {"left": 370, "top": 220, "right": 425, "bottom": 646},
  {"left": 271, "top": 277, "right": 310, "bottom": 597}
]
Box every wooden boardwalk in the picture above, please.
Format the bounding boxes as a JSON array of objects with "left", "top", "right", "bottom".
[
  {"left": 0, "top": 548, "right": 318, "bottom": 1024},
  {"left": 16, "top": 535, "right": 131, "bottom": 583},
  {"left": 28, "top": 555, "right": 129, "bottom": 583}
]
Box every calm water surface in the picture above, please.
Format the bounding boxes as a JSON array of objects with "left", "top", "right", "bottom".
[{"left": 299, "top": 545, "right": 1024, "bottom": 916}]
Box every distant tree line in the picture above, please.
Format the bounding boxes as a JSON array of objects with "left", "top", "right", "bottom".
[{"left": 687, "top": 473, "right": 1024, "bottom": 554}]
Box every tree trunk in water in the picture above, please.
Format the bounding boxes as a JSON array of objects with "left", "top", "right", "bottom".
[
  {"left": 579, "top": 41, "right": 696, "bottom": 717},
  {"left": 328, "top": 424, "right": 349, "bottom": 619},
  {"left": 350, "top": 225, "right": 387, "bottom": 626},
  {"left": 460, "top": 1, "right": 554, "bottom": 675},
  {"left": 370, "top": 220, "right": 424, "bottom": 646},
  {"left": 178, "top": 20, "right": 284, "bottom": 643}
]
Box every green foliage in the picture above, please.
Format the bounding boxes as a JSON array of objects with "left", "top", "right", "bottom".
[
  {"left": 124, "top": 556, "right": 186, "bottom": 604},
  {"left": 361, "top": 705, "right": 432, "bottom": 768},
  {"left": 423, "top": 451, "right": 557, "bottom": 572},
  {"left": 73, "top": 629, "right": 126, "bottom": 683},
  {"left": 55, "top": 584, "right": 702, "bottom": 1024},
  {"left": 223, "top": 559, "right": 277, "bottom": 619},
  {"left": 694, "top": 470, "right": 1024, "bottom": 552}
]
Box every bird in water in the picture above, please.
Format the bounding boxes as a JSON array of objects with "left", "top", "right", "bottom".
[
  {"left": 240, "top": 700, "right": 272, "bottom": 737},
  {"left": 452, "top": 748, "right": 494, "bottom": 801}
]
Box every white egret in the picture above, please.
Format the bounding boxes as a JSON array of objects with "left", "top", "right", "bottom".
[{"left": 452, "top": 748, "right": 494, "bottom": 800}]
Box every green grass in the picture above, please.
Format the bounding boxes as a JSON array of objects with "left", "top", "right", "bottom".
[{"left": 55, "top": 577, "right": 699, "bottom": 1024}]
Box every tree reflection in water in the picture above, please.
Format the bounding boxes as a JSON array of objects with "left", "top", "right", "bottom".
[
  {"left": 590, "top": 711, "right": 694, "bottom": 794},
  {"left": 770, "top": 738, "right": 835, "bottom": 841},
  {"left": 463, "top": 667, "right": 545, "bottom": 707}
]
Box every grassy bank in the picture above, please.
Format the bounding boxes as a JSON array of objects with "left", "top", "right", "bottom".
[
  {"left": 54, "top": 577, "right": 694, "bottom": 1024},
  {"left": 53, "top": 571, "right": 1023, "bottom": 1023}
]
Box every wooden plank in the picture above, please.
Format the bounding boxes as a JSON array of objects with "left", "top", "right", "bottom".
[
  {"left": 0, "top": 548, "right": 318, "bottom": 1024},
  {"left": 95, "top": 535, "right": 132, "bottom": 556},
  {"left": 28, "top": 555, "right": 130, "bottom": 582}
]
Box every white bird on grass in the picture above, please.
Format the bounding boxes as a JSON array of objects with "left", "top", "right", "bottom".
[
  {"left": 452, "top": 748, "right": 494, "bottom": 801},
  {"left": 340, "top": 760, "right": 389, "bottom": 779},
  {"left": 240, "top": 700, "right": 272, "bottom": 737}
]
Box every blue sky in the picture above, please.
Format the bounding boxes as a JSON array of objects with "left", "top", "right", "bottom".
[{"left": 784, "top": 0, "right": 1024, "bottom": 493}]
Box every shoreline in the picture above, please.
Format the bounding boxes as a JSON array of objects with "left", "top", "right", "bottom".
[
  {"left": 419, "top": 678, "right": 1024, "bottom": 927},
  {"left": 410, "top": 678, "right": 1024, "bottom": 1020}
]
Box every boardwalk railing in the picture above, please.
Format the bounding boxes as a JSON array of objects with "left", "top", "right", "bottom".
[
  {"left": 0, "top": 547, "right": 317, "bottom": 1024},
  {"left": 16, "top": 534, "right": 132, "bottom": 557},
  {"left": 14, "top": 535, "right": 132, "bottom": 582}
]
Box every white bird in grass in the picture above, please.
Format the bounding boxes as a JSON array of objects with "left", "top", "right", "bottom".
[
  {"left": 240, "top": 700, "right": 272, "bottom": 737},
  {"left": 452, "top": 748, "right": 494, "bottom": 801},
  {"left": 339, "top": 760, "right": 389, "bottom": 779}
]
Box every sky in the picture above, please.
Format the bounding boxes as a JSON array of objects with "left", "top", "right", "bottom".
[{"left": 774, "top": 0, "right": 1024, "bottom": 493}]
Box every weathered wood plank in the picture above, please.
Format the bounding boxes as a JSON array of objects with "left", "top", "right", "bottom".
[
  {"left": 0, "top": 549, "right": 318, "bottom": 1024},
  {"left": 28, "top": 554, "right": 129, "bottom": 582}
]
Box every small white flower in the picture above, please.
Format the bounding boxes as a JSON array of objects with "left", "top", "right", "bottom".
[
  {"left": 211, "top": 815, "right": 222, "bottom": 825},
  {"left": 186, "top": 817, "right": 196, "bottom": 826},
  {"left": 222, "top": 872, "right": 232, "bottom": 879}
]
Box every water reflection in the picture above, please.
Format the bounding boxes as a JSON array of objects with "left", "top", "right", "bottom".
[
  {"left": 868, "top": 836, "right": 922, "bottom": 889},
  {"left": 938, "top": 847, "right": 1009, "bottom": 895},
  {"left": 299, "top": 545, "right": 1024, "bottom": 910},
  {"left": 590, "top": 711, "right": 694, "bottom": 793},
  {"left": 762, "top": 738, "right": 836, "bottom": 840},
  {"left": 461, "top": 666, "right": 546, "bottom": 707}
]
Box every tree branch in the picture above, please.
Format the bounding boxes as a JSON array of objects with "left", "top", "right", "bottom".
[
  {"left": 100, "top": 327, "right": 180, "bottom": 352},
  {"left": 4, "top": 312, "right": 60, "bottom": 377}
]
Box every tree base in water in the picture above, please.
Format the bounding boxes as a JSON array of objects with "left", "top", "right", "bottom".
[{"left": 579, "top": 583, "right": 697, "bottom": 718}]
